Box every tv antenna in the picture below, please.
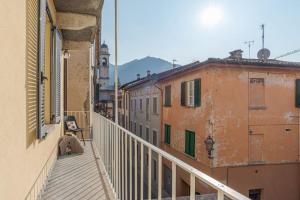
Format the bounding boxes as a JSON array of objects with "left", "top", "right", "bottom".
[
  {"left": 261, "top": 24, "right": 265, "bottom": 49},
  {"left": 172, "top": 59, "right": 177, "bottom": 68},
  {"left": 244, "top": 40, "right": 254, "bottom": 58},
  {"left": 257, "top": 24, "right": 271, "bottom": 61}
]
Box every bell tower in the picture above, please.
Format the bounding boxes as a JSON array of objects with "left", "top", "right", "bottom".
[{"left": 99, "top": 42, "right": 110, "bottom": 89}]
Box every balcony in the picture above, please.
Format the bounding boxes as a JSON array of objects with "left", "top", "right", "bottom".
[{"left": 37, "top": 113, "right": 250, "bottom": 200}]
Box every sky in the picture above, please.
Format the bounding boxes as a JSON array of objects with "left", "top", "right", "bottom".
[{"left": 102, "top": 0, "right": 300, "bottom": 65}]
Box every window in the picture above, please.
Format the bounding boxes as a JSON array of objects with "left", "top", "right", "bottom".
[
  {"left": 134, "top": 122, "right": 137, "bottom": 134},
  {"left": 139, "top": 99, "right": 143, "bottom": 111},
  {"left": 139, "top": 125, "right": 143, "bottom": 137},
  {"left": 164, "top": 124, "right": 171, "bottom": 144},
  {"left": 153, "top": 159, "right": 157, "bottom": 181},
  {"left": 134, "top": 99, "right": 137, "bottom": 116},
  {"left": 295, "top": 79, "right": 300, "bottom": 107},
  {"left": 185, "top": 130, "right": 195, "bottom": 157},
  {"left": 164, "top": 85, "right": 171, "bottom": 106},
  {"left": 249, "top": 78, "right": 265, "bottom": 109},
  {"left": 249, "top": 189, "right": 262, "bottom": 200},
  {"left": 35, "top": 3, "right": 62, "bottom": 139},
  {"left": 153, "top": 97, "right": 158, "bottom": 114},
  {"left": 146, "top": 98, "right": 150, "bottom": 121},
  {"left": 146, "top": 127, "right": 150, "bottom": 141},
  {"left": 125, "top": 94, "right": 128, "bottom": 110},
  {"left": 181, "top": 79, "right": 201, "bottom": 107},
  {"left": 153, "top": 130, "right": 157, "bottom": 146}
]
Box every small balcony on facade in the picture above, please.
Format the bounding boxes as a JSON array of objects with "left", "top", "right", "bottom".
[{"left": 31, "top": 112, "right": 250, "bottom": 200}]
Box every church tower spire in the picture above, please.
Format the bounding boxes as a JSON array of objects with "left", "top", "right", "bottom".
[{"left": 99, "top": 42, "right": 110, "bottom": 89}]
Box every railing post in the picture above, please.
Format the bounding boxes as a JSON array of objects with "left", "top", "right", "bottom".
[
  {"left": 190, "top": 173, "right": 195, "bottom": 200},
  {"left": 148, "top": 148, "right": 152, "bottom": 200},
  {"left": 125, "top": 134, "right": 128, "bottom": 200},
  {"left": 129, "top": 136, "right": 132, "bottom": 200},
  {"left": 218, "top": 190, "right": 225, "bottom": 200},
  {"left": 158, "top": 154, "right": 162, "bottom": 200},
  {"left": 134, "top": 139, "right": 137, "bottom": 200},
  {"left": 172, "top": 162, "right": 176, "bottom": 200},
  {"left": 140, "top": 143, "right": 144, "bottom": 200}
]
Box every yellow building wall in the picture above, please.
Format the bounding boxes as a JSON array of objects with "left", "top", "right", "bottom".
[{"left": 0, "top": 1, "right": 64, "bottom": 199}]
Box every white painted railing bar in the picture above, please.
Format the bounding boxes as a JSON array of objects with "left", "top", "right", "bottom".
[
  {"left": 140, "top": 143, "right": 144, "bottom": 200},
  {"left": 172, "top": 162, "right": 176, "bottom": 200},
  {"left": 129, "top": 136, "right": 132, "bottom": 200},
  {"left": 190, "top": 174, "right": 195, "bottom": 200},
  {"left": 148, "top": 148, "right": 152, "bottom": 200},
  {"left": 134, "top": 139, "right": 138, "bottom": 200},
  {"left": 93, "top": 113, "right": 250, "bottom": 200},
  {"left": 158, "top": 154, "right": 162, "bottom": 200}
]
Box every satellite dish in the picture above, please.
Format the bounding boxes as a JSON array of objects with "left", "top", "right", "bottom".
[{"left": 257, "top": 48, "right": 271, "bottom": 60}]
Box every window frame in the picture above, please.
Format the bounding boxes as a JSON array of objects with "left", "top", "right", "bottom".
[
  {"left": 164, "top": 124, "right": 171, "bottom": 144},
  {"left": 164, "top": 85, "right": 172, "bottom": 107},
  {"left": 185, "top": 130, "right": 195, "bottom": 157}
]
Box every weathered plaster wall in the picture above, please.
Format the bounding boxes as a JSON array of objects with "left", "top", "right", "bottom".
[
  {"left": 67, "top": 49, "right": 90, "bottom": 112},
  {"left": 160, "top": 64, "right": 300, "bottom": 199}
]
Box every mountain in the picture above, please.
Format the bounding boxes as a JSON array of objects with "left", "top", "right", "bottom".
[{"left": 109, "top": 56, "right": 173, "bottom": 85}]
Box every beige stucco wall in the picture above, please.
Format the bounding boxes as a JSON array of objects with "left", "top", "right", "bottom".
[
  {"left": 0, "top": 1, "right": 63, "bottom": 199},
  {"left": 67, "top": 49, "right": 90, "bottom": 112}
]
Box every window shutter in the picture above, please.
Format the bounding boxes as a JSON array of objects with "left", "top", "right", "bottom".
[
  {"left": 190, "top": 132, "right": 195, "bottom": 157},
  {"left": 26, "top": 0, "right": 39, "bottom": 135},
  {"left": 296, "top": 79, "right": 300, "bottom": 108},
  {"left": 185, "top": 131, "right": 189, "bottom": 155},
  {"left": 51, "top": 29, "right": 62, "bottom": 123},
  {"left": 194, "top": 79, "right": 201, "bottom": 107},
  {"left": 181, "top": 82, "right": 186, "bottom": 106},
  {"left": 38, "top": 0, "right": 47, "bottom": 139}
]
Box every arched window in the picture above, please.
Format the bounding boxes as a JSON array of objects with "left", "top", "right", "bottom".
[{"left": 102, "top": 57, "right": 107, "bottom": 66}]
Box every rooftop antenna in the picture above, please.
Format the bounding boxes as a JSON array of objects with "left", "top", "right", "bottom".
[
  {"left": 172, "top": 59, "right": 177, "bottom": 68},
  {"left": 261, "top": 24, "right": 265, "bottom": 49},
  {"left": 257, "top": 24, "right": 271, "bottom": 61},
  {"left": 244, "top": 40, "right": 254, "bottom": 58}
]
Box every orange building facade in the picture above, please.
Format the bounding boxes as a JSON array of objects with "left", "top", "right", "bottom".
[{"left": 159, "top": 59, "right": 300, "bottom": 199}]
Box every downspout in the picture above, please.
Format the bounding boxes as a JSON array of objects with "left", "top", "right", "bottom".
[{"left": 154, "top": 83, "right": 163, "bottom": 147}]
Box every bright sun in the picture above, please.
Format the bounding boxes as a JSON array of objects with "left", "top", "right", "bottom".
[{"left": 200, "top": 5, "right": 224, "bottom": 27}]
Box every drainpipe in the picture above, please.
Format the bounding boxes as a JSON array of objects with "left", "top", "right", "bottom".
[{"left": 154, "top": 83, "right": 163, "bottom": 147}]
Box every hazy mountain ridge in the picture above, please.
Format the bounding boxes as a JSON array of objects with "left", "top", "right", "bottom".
[{"left": 109, "top": 56, "right": 173, "bottom": 85}]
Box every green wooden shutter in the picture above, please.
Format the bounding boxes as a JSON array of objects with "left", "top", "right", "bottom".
[
  {"left": 38, "top": 0, "right": 47, "bottom": 139},
  {"left": 194, "top": 79, "right": 201, "bottom": 107},
  {"left": 181, "top": 82, "right": 186, "bottom": 106},
  {"left": 165, "top": 124, "right": 171, "bottom": 144},
  {"left": 185, "top": 130, "right": 195, "bottom": 157},
  {"left": 190, "top": 132, "right": 195, "bottom": 157},
  {"left": 185, "top": 131, "right": 189, "bottom": 155},
  {"left": 296, "top": 79, "right": 300, "bottom": 107}
]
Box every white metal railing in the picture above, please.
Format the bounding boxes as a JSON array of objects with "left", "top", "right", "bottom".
[
  {"left": 93, "top": 113, "right": 250, "bottom": 200},
  {"left": 64, "top": 111, "right": 91, "bottom": 139}
]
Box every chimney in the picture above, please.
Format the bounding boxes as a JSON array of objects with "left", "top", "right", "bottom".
[
  {"left": 229, "top": 49, "right": 243, "bottom": 60},
  {"left": 147, "top": 70, "right": 151, "bottom": 77},
  {"left": 137, "top": 74, "right": 140, "bottom": 80}
]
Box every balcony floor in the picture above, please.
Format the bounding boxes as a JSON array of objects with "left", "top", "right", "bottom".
[{"left": 41, "top": 141, "right": 112, "bottom": 200}]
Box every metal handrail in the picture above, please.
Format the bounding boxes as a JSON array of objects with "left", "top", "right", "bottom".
[{"left": 93, "top": 112, "right": 250, "bottom": 200}]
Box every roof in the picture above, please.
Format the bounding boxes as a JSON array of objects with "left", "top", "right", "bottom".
[
  {"left": 119, "top": 57, "right": 300, "bottom": 89},
  {"left": 119, "top": 61, "right": 200, "bottom": 90},
  {"left": 157, "top": 58, "right": 300, "bottom": 82},
  {"left": 101, "top": 43, "right": 108, "bottom": 49}
]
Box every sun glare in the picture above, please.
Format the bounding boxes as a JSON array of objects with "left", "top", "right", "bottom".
[{"left": 200, "top": 5, "right": 224, "bottom": 27}]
